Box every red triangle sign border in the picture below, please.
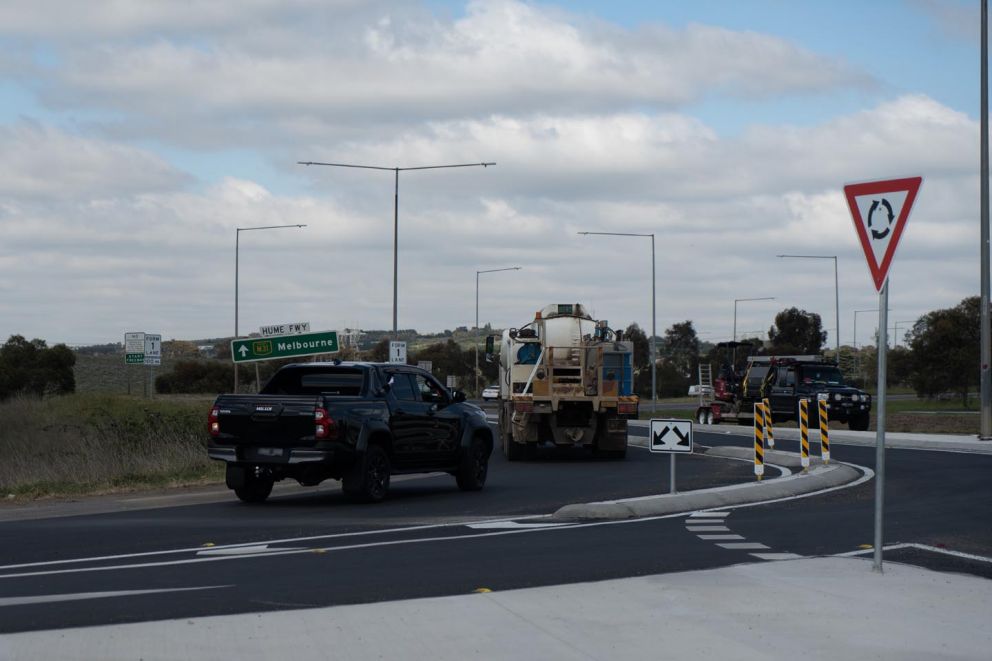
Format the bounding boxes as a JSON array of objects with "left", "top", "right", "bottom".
[{"left": 843, "top": 176, "right": 922, "bottom": 292}]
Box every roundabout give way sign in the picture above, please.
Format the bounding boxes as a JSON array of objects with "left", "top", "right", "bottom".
[{"left": 844, "top": 176, "right": 922, "bottom": 291}]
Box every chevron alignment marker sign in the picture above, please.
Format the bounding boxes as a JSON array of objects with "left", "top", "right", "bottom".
[{"left": 649, "top": 419, "right": 693, "bottom": 454}]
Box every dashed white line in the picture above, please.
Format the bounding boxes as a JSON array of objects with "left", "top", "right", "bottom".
[
  {"left": 697, "top": 535, "right": 745, "bottom": 540},
  {"left": 688, "top": 511, "right": 730, "bottom": 518},
  {"left": 686, "top": 526, "right": 730, "bottom": 532},
  {"left": 717, "top": 542, "right": 770, "bottom": 550}
]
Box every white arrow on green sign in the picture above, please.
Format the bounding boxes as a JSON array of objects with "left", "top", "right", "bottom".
[{"left": 230, "top": 330, "right": 339, "bottom": 363}]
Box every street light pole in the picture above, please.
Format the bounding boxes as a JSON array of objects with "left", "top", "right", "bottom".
[
  {"left": 298, "top": 160, "right": 494, "bottom": 335},
  {"left": 733, "top": 297, "right": 775, "bottom": 363},
  {"left": 475, "top": 266, "right": 522, "bottom": 395},
  {"left": 234, "top": 224, "right": 307, "bottom": 392},
  {"left": 578, "top": 232, "right": 656, "bottom": 413},
  {"left": 776, "top": 254, "right": 839, "bottom": 357}
]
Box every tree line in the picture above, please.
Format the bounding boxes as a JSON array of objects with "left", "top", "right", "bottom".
[{"left": 0, "top": 295, "right": 982, "bottom": 403}]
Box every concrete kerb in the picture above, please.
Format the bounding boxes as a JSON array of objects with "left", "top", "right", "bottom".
[
  {"left": 552, "top": 440, "right": 860, "bottom": 521},
  {"left": 683, "top": 422, "right": 992, "bottom": 454}
]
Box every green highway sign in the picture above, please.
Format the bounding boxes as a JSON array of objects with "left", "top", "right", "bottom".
[
  {"left": 231, "top": 330, "right": 339, "bottom": 363},
  {"left": 125, "top": 353, "right": 144, "bottom": 364}
]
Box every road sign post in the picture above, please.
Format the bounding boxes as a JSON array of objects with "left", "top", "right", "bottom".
[
  {"left": 649, "top": 418, "right": 692, "bottom": 494},
  {"left": 844, "top": 175, "right": 922, "bottom": 574},
  {"left": 231, "top": 330, "right": 339, "bottom": 363}
]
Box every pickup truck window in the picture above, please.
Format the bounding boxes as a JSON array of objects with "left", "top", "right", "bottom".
[
  {"left": 261, "top": 367, "right": 366, "bottom": 396},
  {"left": 388, "top": 373, "right": 418, "bottom": 402},
  {"left": 415, "top": 374, "right": 448, "bottom": 404},
  {"left": 800, "top": 366, "right": 845, "bottom": 386},
  {"left": 778, "top": 367, "right": 796, "bottom": 388}
]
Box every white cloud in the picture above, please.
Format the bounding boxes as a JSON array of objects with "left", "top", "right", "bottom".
[
  {"left": 8, "top": 0, "right": 869, "bottom": 151},
  {"left": 0, "top": 2, "right": 978, "bottom": 349},
  {"left": 0, "top": 122, "right": 189, "bottom": 201}
]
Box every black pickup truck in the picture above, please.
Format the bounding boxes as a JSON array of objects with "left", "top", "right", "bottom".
[
  {"left": 758, "top": 357, "right": 872, "bottom": 431},
  {"left": 207, "top": 362, "right": 494, "bottom": 503}
]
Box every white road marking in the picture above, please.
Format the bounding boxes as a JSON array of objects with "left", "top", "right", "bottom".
[
  {"left": 0, "top": 585, "right": 228, "bottom": 607},
  {"left": 197, "top": 545, "right": 303, "bottom": 556},
  {"left": 466, "top": 521, "right": 571, "bottom": 530},
  {"left": 0, "top": 460, "right": 877, "bottom": 581},
  {"left": 750, "top": 553, "right": 803, "bottom": 561},
  {"left": 717, "top": 542, "right": 770, "bottom": 550},
  {"left": 697, "top": 535, "right": 745, "bottom": 540},
  {"left": 688, "top": 511, "right": 730, "bottom": 518},
  {"left": 686, "top": 526, "right": 730, "bottom": 532},
  {"left": 836, "top": 543, "right": 992, "bottom": 564}
]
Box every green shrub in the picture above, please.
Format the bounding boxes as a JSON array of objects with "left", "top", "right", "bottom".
[{"left": 0, "top": 335, "right": 75, "bottom": 400}]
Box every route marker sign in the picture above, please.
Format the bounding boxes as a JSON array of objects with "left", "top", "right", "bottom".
[
  {"left": 143, "top": 334, "right": 161, "bottom": 366},
  {"left": 844, "top": 176, "right": 922, "bottom": 291},
  {"left": 231, "top": 330, "right": 339, "bottom": 363},
  {"left": 649, "top": 418, "right": 693, "bottom": 453},
  {"left": 124, "top": 332, "right": 145, "bottom": 364},
  {"left": 389, "top": 341, "right": 407, "bottom": 364}
]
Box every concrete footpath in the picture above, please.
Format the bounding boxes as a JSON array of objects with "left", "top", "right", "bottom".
[{"left": 3, "top": 556, "right": 989, "bottom": 660}]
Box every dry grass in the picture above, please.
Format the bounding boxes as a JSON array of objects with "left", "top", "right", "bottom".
[{"left": 0, "top": 393, "right": 222, "bottom": 498}]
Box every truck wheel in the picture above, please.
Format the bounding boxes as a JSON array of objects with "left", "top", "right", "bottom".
[
  {"left": 234, "top": 474, "right": 273, "bottom": 504},
  {"left": 456, "top": 438, "right": 489, "bottom": 491},
  {"left": 503, "top": 425, "right": 524, "bottom": 461},
  {"left": 343, "top": 444, "right": 391, "bottom": 503},
  {"left": 849, "top": 412, "right": 870, "bottom": 431},
  {"left": 696, "top": 409, "right": 707, "bottom": 424}
]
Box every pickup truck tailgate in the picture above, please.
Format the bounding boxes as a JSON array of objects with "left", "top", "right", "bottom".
[{"left": 215, "top": 395, "right": 321, "bottom": 445}]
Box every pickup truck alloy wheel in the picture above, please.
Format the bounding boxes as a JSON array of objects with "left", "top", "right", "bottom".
[
  {"left": 457, "top": 438, "right": 489, "bottom": 491},
  {"left": 344, "top": 444, "right": 391, "bottom": 503}
]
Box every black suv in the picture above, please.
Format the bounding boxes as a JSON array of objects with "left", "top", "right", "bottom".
[{"left": 755, "top": 358, "right": 871, "bottom": 431}]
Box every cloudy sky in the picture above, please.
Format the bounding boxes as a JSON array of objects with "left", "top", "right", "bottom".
[{"left": 0, "top": 0, "right": 982, "bottom": 347}]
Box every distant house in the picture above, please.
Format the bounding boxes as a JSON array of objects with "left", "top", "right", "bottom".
[{"left": 197, "top": 345, "right": 217, "bottom": 357}]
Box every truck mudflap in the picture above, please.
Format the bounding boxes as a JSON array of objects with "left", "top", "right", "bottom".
[{"left": 596, "top": 415, "right": 628, "bottom": 450}]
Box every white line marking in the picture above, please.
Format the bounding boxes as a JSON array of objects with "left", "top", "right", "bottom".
[
  {"left": 0, "top": 460, "right": 877, "bottom": 581},
  {"left": 686, "top": 526, "right": 730, "bottom": 532},
  {"left": 697, "top": 535, "right": 745, "bottom": 540},
  {"left": 0, "top": 515, "right": 545, "bottom": 572},
  {"left": 466, "top": 522, "right": 571, "bottom": 530},
  {"left": 717, "top": 542, "right": 770, "bottom": 550},
  {"left": 0, "top": 585, "right": 229, "bottom": 607},
  {"left": 197, "top": 545, "right": 303, "bottom": 556},
  {"left": 750, "top": 553, "right": 803, "bottom": 561},
  {"left": 836, "top": 543, "right": 992, "bottom": 564},
  {"left": 688, "top": 511, "right": 730, "bottom": 518}
]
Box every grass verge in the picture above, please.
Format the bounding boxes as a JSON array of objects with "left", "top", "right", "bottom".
[{"left": 0, "top": 393, "right": 222, "bottom": 500}]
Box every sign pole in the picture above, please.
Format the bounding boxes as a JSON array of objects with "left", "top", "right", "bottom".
[
  {"left": 670, "top": 454, "right": 676, "bottom": 494},
  {"left": 874, "top": 281, "right": 889, "bottom": 573}
]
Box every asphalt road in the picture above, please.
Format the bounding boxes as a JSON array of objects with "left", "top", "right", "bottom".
[{"left": 0, "top": 429, "right": 988, "bottom": 634}]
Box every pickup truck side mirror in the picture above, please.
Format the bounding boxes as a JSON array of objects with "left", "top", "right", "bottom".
[{"left": 484, "top": 336, "right": 496, "bottom": 363}]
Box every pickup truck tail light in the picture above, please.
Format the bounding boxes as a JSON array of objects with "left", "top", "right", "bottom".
[
  {"left": 314, "top": 407, "right": 338, "bottom": 440},
  {"left": 208, "top": 407, "right": 220, "bottom": 437},
  {"left": 617, "top": 402, "right": 638, "bottom": 415}
]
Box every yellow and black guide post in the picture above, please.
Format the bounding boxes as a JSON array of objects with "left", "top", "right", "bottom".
[
  {"left": 753, "top": 402, "right": 765, "bottom": 480},
  {"left": 818, "top": 399, "right": 830, "bottom": 464},
  {"left": 762, "top": 397, "right": 775, "bottom": 449},
  {"left": 799, "top": 398, "right": 810, "bottom": 473}
]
